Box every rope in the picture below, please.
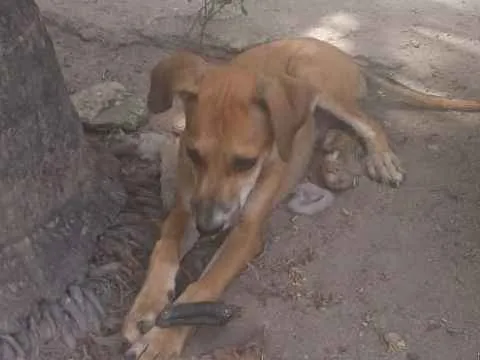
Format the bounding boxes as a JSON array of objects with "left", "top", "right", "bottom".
[
  {"left": 0, "top": 285, "right": 105, "bottom": 360},
  {"left": 0, "top": 134, "right": 166, "bottom": 360}
]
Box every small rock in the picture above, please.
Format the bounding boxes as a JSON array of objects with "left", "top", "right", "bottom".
[
  {"left": 71, "top": 81, "right": 130, "bottom": 122},
  {"left": 83, "top": 96, "right": 148, "bottom": 132},
  {"left": 383, "top": 332, "right": 407, "bottom": 352},
  {"left": 287, "top": 182, "right": 335, "bottom": 215}
]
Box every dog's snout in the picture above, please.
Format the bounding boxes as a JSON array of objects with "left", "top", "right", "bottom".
[{"left": 194, "top": 200, "right": 230, "bottom": 235}]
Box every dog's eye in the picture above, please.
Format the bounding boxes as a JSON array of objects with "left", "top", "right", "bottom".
[
  {"left": 187, "top": 147, "right": 203, "bottom": 166},
  {"left": 232, "top": 156, "right": 257, "bottom": 172}
]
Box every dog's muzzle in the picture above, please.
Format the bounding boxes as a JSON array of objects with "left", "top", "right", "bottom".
[{"left": 193, "top": 200, "right": 234, "bottom": 236}]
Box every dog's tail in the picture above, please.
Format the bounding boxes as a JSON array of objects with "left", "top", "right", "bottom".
[
  {"left": 364, "top": 71, "right": 480, "bottom": 111},
  {"left": 353, "top": 56, "right": 480, "bottom": 112}
]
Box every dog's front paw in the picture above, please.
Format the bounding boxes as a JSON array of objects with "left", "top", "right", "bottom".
[
  {"left": 122, "top": 250, "right": 180, "bottom": 344},
  {"left": 122, "top": 290, "right": 174, "bottom": 344},
  {"left": 123, "top": 308, "right": 160, "bottom": 345},
  {"left": 124, "top": 326, "right": 189, "bottom": 360},
  {"left": 365, "top": 151, "right": 405, "bottom": 187},
  {"left": 122, "top": 282, "right": 176, "bottom": 344}
]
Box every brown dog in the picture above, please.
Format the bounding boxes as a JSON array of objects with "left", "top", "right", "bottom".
[{"left": 123, "top": 37, "right": 480, "bottom": 359}]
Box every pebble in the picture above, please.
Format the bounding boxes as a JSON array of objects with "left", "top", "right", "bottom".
[{"left": 287, "top": 182, "right": 335, "bottom": 215}]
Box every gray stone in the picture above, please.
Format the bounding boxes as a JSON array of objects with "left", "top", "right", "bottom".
[
  {"left": 0, "top": 2, "right": 125, "bottom": 334},
  {"left": 84, "top": 96, "right": 149, "bottom": 132},
  {"left": 287, "top": 182, "right": 335, "bottom": 215},
  {"left": 70, "top": 81, "right": 130, "bottom": 122}
]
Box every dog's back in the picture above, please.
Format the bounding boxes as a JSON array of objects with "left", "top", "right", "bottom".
[{"left": 231, "top": 37, "right": 366, "bottom": 106}]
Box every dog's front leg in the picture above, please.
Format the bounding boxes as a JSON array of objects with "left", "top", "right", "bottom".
[
  {"left": 125, "top": 162, "right": 285, "bottom": 360},
  {"left": 124, "top": 224, "right": 263, "bottom": 360},
  {"left": 122, "top": 200, "right": 190, "bottom": 344}
]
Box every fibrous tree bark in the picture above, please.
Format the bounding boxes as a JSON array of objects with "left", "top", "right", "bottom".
[{"left": 0, "top": 0, "right": 125, "bottom": 333}]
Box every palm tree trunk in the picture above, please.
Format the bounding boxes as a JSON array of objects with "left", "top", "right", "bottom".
[{"left": 0, "top": 0, "right": 125, "bottom": 333}]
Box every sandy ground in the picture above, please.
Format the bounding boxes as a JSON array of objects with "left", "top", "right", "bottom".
[{"left": 36, "top": 0, "right": 480, "bottom": 359}]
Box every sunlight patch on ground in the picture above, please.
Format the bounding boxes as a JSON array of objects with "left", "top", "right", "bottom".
[{"left": 302, "top": 12, "right": 359, "bottom": 52}]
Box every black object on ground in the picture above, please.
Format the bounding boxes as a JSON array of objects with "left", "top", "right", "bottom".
[
  {"left": 173, "top": 230, "right": 231, "bottom": 300},
  {"left": 152, "top": 229, "right": 241, "bottom": 329},
  {"left": 155, "top": 302, "right": 242, "bottom": 328}
]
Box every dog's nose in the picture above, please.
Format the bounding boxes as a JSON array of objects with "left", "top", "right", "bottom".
[
  {"left": 196, "top": 222, "right": 223, "bottom": 236},
  {"left": 194, "top": 201, "right": 227, "bottom": 236},
  {"left": 196, "top": 212, "right": 225, "bottom": 236}
]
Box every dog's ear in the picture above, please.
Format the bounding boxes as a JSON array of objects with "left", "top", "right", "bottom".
[
  {"left": 147, "top": 51, "right": 208, "bottom": 114},
  {"left": 256, "top": 75, "right": 318, "bottom": 161}
]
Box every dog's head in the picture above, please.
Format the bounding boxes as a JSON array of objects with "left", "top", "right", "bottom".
[{"left": 147, "top": 51, "right": 319, "bottom": 234}]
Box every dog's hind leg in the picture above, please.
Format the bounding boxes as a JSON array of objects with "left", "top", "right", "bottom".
[
  {"left": 293, "top": 64, "right": 405, "bottom": 187},
  {"left": 312, "top": 96, "right": 405, "bottom": 187}
]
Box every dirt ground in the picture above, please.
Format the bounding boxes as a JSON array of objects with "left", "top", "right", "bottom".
[{"left": 35, "top": 0, "right": 479, "bottom": 359}]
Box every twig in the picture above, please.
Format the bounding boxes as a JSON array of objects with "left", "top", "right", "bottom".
[{"left": 187, "top": 0, "right": 248, "bottom": 45}]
